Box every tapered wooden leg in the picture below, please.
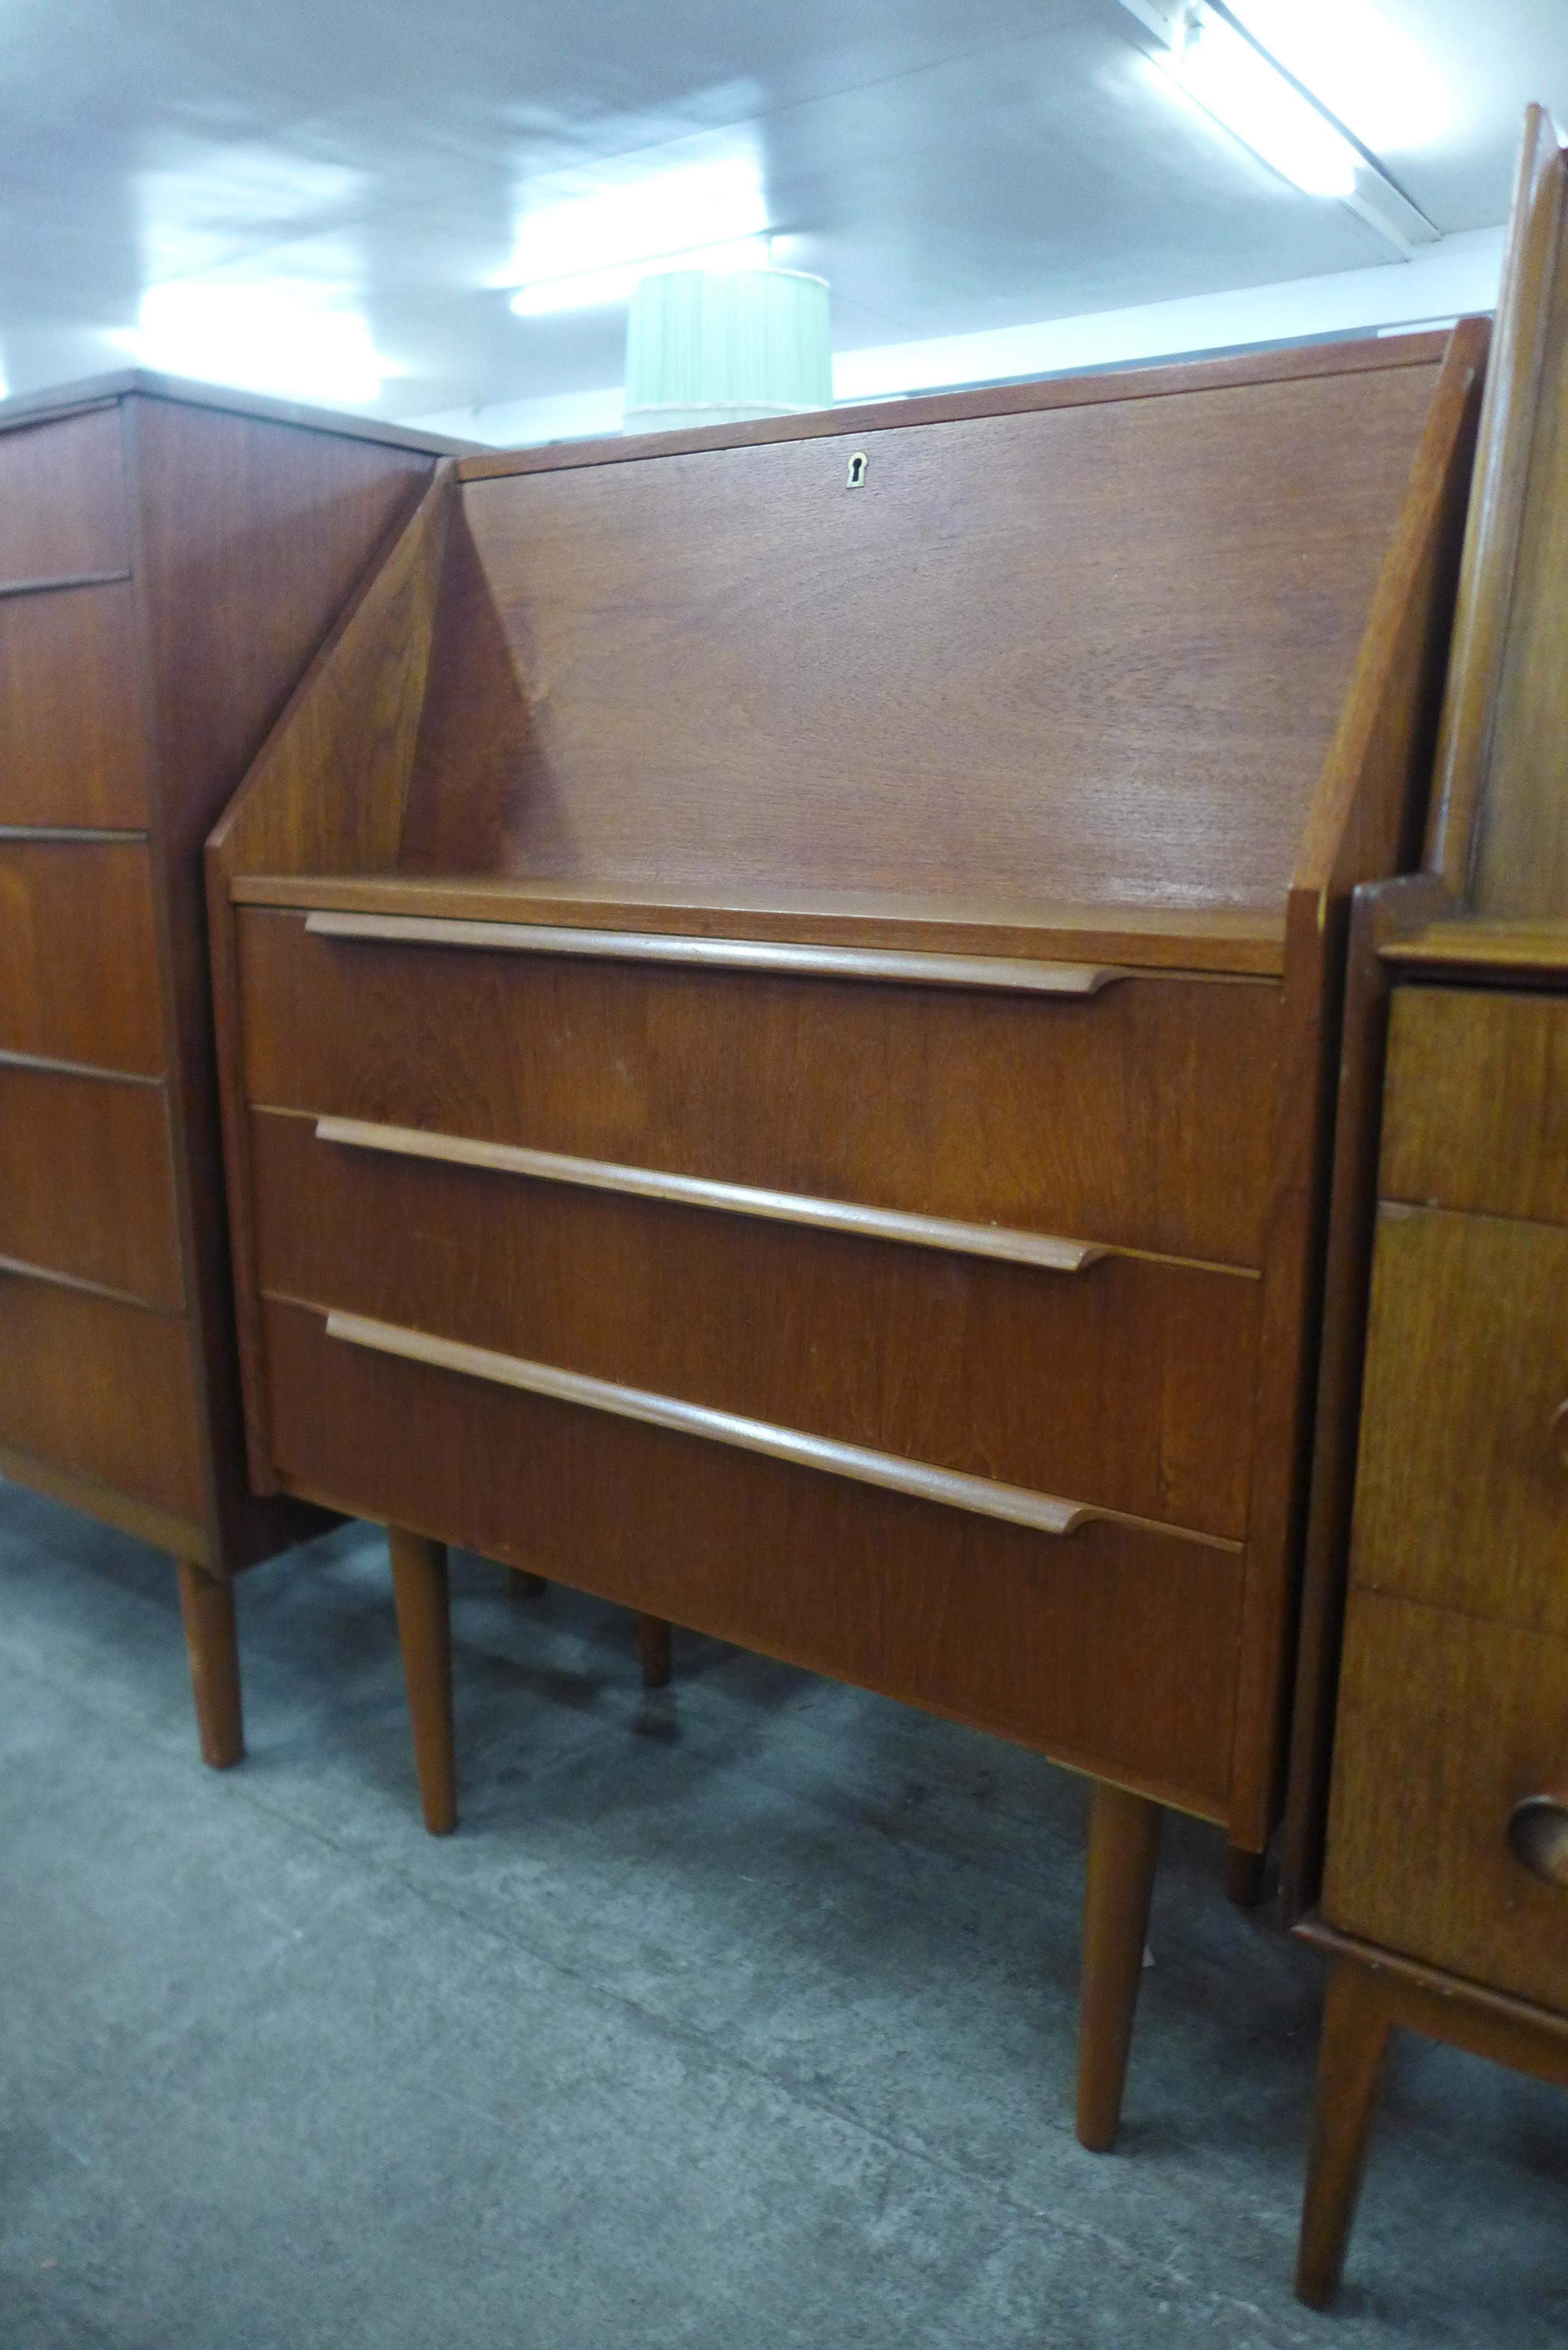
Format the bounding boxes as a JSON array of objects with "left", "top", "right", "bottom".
[
  {"left": 388, "top": 1528, "right": 455, "bottom": 1835},
  {"left": 176, "top": 1559, "right": 245, "bottom": 1770},
  {"left": 638, "top": 1613, "right": 673, "bottom": 1689},
  {"left": 1295, "top": 1957, "right": 1393, "bottom": 2308},
  {"left": 1076, "top": 1780, "right": 1164, "bottom": 2151}
]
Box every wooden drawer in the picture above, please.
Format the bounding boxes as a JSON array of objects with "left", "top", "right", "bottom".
[
  {"left": 0, "top": 838, "right": 164, "bottom": 1074},
  {"left": 0, "top": 406, "right": 131, "bottom": 585},
  {"left": 253, "top": 1105, "right": 1260, "bottom": 1540},
  {"left": 1382, "top": 986, "right": 1568, "bottom": 1225},
  {"left": 0, "top": 1065, "right": 182, "bottom": 1308},
  {"left": 0, "top": 1272, "right": 203, "bottom": 1521},
  {"left": 1323, "top": 1591, "right": 1568, "bottom": 2015},
  {"left": 263, "top": 1295, "right": 1246, "bottom": 1815},
  {"left": 236, "top": 909, "right": 1281, "bottom": 1267},
  {"left": 0, "top": 581, "right": 147, "bottom": 828},
  {"left": 1352, "top": 1205, "right": 1568, "bottom": 1636}
]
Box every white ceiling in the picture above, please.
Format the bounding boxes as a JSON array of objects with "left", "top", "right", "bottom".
[{"left": 0, "top": 0, "right": 1563, "bottom": 431}]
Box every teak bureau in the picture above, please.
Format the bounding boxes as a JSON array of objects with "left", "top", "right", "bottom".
[
  {"left": 210, "top": 325, "right": 1486, "bottom": 2145},
  {"left": 0, "top": 370, "right": 467, "bottom": 1759}
]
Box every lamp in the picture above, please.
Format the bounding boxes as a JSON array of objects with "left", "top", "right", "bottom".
[{"left": 623, "top": 267, "right": 833, "bottom": 434}]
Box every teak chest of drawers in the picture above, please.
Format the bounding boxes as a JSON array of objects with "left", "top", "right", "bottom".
[
  {"left": 210, "top": 325, "right": 1487, "bottom": 2146},
  {"left": 1289, "top": 109, "right": 1568, "bottom": 2307},
  {"left": 0, "top": 370, "right": 468, "bottom": 1761}
]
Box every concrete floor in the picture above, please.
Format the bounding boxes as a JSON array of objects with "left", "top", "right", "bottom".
[{"left": 2, "top": 1477, "right": 1564, "bottom": 2349}]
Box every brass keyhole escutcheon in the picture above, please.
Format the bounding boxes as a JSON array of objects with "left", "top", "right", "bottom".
[{"left": 846, "top": 451, "right": 868, "bottom": 488}]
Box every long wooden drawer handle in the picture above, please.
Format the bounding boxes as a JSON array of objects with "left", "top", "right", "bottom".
[
  {"left": 1551, "top": 1399, "right": 1568, "bottom": 1471},
  {"left": 1506, "top": 1795, "right": 1568, "bottom": 1888},
  {"left": 324, "top": 1308, "right": 1106, "bottom": 1538},
  {"left": 304, "top": 910, "right": 1124, "bottom": 998},
  {"left": 313, "top": 1116, "right": 1108, "bottom": 1276}
]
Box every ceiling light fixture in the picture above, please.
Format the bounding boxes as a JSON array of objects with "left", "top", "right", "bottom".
[
  {"left": 137, "top": 283, "right": 385, "bottom": 407},
  {"left": 1172, "top": 6, "right": 1358, "bottom": 199},
  {"left": 1117, "top": 0, "right": 1437, "bottom": 253},
  {"left": 508, "top": 157, "right": 770, "bottom": 318}
]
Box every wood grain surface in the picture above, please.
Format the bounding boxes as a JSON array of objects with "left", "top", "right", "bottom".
[
  {"left": 0, "top": 838, "right": 163, "bottom": 1073},
  {"left": 1323, "top": 1590, "right": 1568, "bottom": 2012},
  {"left": 1350, "top": 1204, "right": 1568, "bottom": 1636},
  {"left": 236, "top": 909, "right": 1281, "bottom": 1268},
  {"left": 1423, "top": 108, "right": 1563, "bottom": 892},
  {"left": 229, "top": 869, "right": 1289, "bottom": 975},
  {"left": 312, "top": 1113, "right": 1114, "bottom": 1274},
  {"left": 125, "top": 393, "right": 441, "bottom": 1566},
  {"left": 255, "top": 1104, "right": 1259, "bottom": 1537},
  {"left": 0, "top": 1062, "right": 181, "bottom": 1307},
  {"left": 262, "top": 1295, "right": 1244, "bottom": 1817},
  {"left": 400, "top": 365, "right": 1440, "bottom": 910},
  {"left": 1295, "top": 1922, "right": 1568, "bottom": 2306},
  {"left": 0, "top": 1435, "right": 208, "bottom": 1563},
  {"left": 0, "top": 405, "right": 130, "bottom": 584},
  {"left": 0, "top": 1271, "right": 203, "bottom": 1519},
  {"left": 460, "top": 330, "right": 1450, "bottom": 477},
  {"left": 1381, "top": 985, "right": 1568, "bottom": 1224},
  {"left": 0, "top": 581, "right": 147, "bottom": 828}
]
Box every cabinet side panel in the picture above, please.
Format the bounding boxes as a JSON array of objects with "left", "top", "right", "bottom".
[{"left": 126, "top": 396, "right": 434, "bottom": 1563}]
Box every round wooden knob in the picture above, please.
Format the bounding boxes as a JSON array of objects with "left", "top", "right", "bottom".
[
  {"left": 1507, "top": 1795, "right": 1568, "bottom": 1886},
  {"left": 1552, "top": 1399, "right": 1568, "bottom": 1469}
]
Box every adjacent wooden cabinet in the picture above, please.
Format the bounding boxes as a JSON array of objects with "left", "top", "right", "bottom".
[
  {"left": 208, "top": 318, "right": 1488, "bottom": 2150},
  {"left": 0, "top": 369, "right": 468, "bottom": 1761},
  {"left": 1290, "top": 110, "right": 1568, "bottom": 2308}
]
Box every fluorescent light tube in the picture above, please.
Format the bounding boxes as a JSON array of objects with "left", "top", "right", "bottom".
[{"left": 1168, "top": 6, "right": 1360, "bottom": 199}]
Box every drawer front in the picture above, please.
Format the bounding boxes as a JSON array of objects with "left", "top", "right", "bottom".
[
  {"left": 0, "top": 1065, "right": 182, "bottom": 1309},
  {"left": 1323, "top": 1591, "right": 1568, "bottom": 2014},
  {"left": 0, "top": 839, "right": 164, "bottom": 1074},
  {"left": 253, "top": 1107, "right": 1260, "bottom": 1539},
  {"left": 0, "top": 406, "right": 131, "bottom": 585},
  {"left": 1382, "top": 986, "right": 1568, "bottom": 1225},
  {"left": 1352, "top": 1205, "right": 1568, "bottom": 1635},
  {"left": 263, "top": 1295, "right": 1245, "bottom": 1815},
  {"left": 237, "top": 911, "right": 1281, "bottom": 1266},
  {"left": 0, "top": 581, "right": 147, "bottom": 828},
  {"left": 0, "top": 1273, "right": 203, "bottom": 1520}
]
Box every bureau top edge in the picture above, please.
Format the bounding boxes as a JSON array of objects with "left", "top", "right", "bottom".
[{"left": 228, "top": 878, "right": 1288, "bottom": 980}]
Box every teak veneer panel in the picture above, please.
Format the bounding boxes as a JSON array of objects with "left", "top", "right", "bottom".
[
  {"left": 1323, "top": 1592, "right": 1568, "bottom": 2013},
  {"left": 0, "top": 1274, "right": 202, "bottom": 1520},
  {"left": 236, "top": 910, "right": 1281, "bottom": 1268},
  {"left": 231, "top": 871, "right": 1289, "bottom": 975},
  {"left": 0, "top": 581, "right": 146, "bottom": 828},
  {"left": 1381, "top": 986, "right": 1568, "bottom": 1225},
  {"left": 261, "top": 1295, "right": 1243, "bottom": 1814},
  {"left": 253, "top": 1105, "right": 1261, "bottom": 1539},
  {"left": 0, "top": 406, "right": 129, "bottom": 585},
  {"left": 0, "top": 1064, "right": 181, "bottom": 1308},
  {"left": 402, "top": 363, "right": 1441, "bottom": 906},
  {"left": 1351, "top": 1204, "right": 1568, "bottom": 1638},
  {"left": 0, "top": 838, "right": 162, "bottom": 1074}
]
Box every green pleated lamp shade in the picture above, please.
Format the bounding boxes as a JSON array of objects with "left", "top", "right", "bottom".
[{"left": 623, "top": 267, "right": 833, "bottom": 434}]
